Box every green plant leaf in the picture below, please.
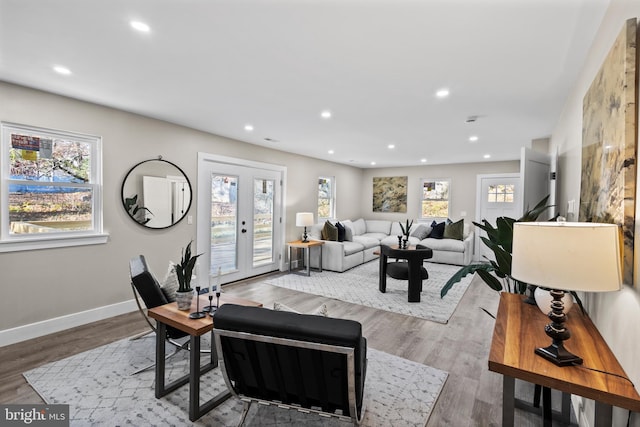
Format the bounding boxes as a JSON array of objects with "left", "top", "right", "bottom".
[
  {"left": 519, "top": 195, "right": 552, "bottom": 222},
  {"left": 441, "top": 263, "right": 497, "bottom": 297},
  {"left": 476, "top": 269, "right": 503, "bottom": 291}
]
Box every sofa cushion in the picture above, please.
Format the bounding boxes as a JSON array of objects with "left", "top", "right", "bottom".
[
  {"left": 365, "top": 220, "right": 391, "bottom": 235},
  {"left": 343, "top": 241, "right": 365, "bottom": 256},
  {"left": 421, "top": 237, "right": 466, "bottom": 251},
  {"left": 411, "top": 224, "right": 432, "bottom": 240},
  {"left": 321, "top": 220, "right": 338, "bottom": 241},
  {"left": 380, "top": 235, "right": 420, "bottom": 246},
  {"left": 443, "top": 219, "right": 464, "bottom": 240},
  {"left": 341, "top": 220, "right": 354, "bottom": 241},
  {"left": 309, "top": 222, "right": 324, "bottom": 240},
  {"left": 361, "top": 232, "right": 388, "bottom": 241},
  {"left": 335, "top": 222, "right": 346, "bottom": 242},
  {"left": 430, "top": 221, "right": 446, "bottom": 239},
  {"left": 352, "top": 218, "right": 367, "bottom": 236},
  {"left": 273, "top": 301, "right": 329, "bottom": 317},
  {"left": 352, "top": 235, "right": 380, "bottom": 249}
]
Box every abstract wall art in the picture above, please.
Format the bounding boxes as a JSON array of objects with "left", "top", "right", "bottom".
[
  {"left": 373, "top": 176, "right": 407, "bottom": 213},
  {"left": 580, "top": 18, "right": 637, "bottom": 286}
]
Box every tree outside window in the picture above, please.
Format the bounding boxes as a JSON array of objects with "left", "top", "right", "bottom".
[
  {"left": 318, "top": 176, "right": 335, "bottom": 220},
  {"left": 1, "top": 122, "right": 102, "bottom": 245},
  {"left": 420, "top": 179, "right": 450, "bottom": 218}
]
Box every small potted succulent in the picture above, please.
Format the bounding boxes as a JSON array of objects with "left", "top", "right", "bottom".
[{"left": 174, "top": 240, "right": 203, "bottom": 310}]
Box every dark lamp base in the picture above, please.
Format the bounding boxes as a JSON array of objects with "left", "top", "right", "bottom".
[
  {"left": 188, "top": 311, "right": 206, "bottom": 319},
  {"left": 535, "top": 344, "right": 583, "bottom": 367}
]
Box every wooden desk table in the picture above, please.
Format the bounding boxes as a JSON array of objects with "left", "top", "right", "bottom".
[
  {"left": 148, "top": 294, "right": 262, "bottom": 421},
  {"left": 287, "top": 240, "right": 324, "bottom": 276},
  {"left": 489, "top": 293, "right": 640, "bottom": 426}
]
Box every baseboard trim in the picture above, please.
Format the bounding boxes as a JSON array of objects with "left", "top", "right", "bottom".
[{"left": 0, "top": 299, "right": 138, "bottom": 347}]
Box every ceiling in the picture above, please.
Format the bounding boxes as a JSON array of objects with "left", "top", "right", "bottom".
[{"left": 0, "top": 0, "right": 610, "bottom": 168}]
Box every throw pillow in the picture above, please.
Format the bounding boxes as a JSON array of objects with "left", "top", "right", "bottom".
[
  {"left": 444, "top": 219, "right": 464, "bottom": 240},
  {"left": 335, "top": 221, "right": 346, "bottom": 242},
  {"left": 321, "top": 220, "right": 338, "bottom": 241},
  {"left": 430, "top": 221, "right": 446, "bottom": 239},
  {"left": 273, "top": 302, "right": 329, "bottom": 317},
  {"left": 161, "top": 261, "right": 179, "bottom": 302},
  {"left": 411, "top": 224, "right": 432, "bottom": 240}
]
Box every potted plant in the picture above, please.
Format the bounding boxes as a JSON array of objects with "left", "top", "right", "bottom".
[
  {"left": 174, "top": 240, "right": 203, "bottom": 310},
  {"left": 399, "top": 219, "right": 413, "bottom": 248},
  {"left": 124, "top": 194, "right": 153, "bottom": 225},
  {"left": 440, "top": 196, "right": 584, "bottom": 313}
]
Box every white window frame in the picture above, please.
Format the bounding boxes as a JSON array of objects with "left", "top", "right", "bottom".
[
  {"left": 317, "top": 176, "right": 335, "bottom": 220},
  {"left": 419, "top": 178, "right": 450, "bottom": 220},
  {"left": 0, "top": 122, "right": 108, "bottom": 252}
]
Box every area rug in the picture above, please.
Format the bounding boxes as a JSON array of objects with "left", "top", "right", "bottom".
[
  {"left": 265, "top": 260, "right": 472, "bottom": 323},
  {"left": 24, "top": 334, "right": 448, "bottom": 426}
]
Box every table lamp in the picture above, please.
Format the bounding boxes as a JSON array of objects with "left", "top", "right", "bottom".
[
  {"left": 511, "top": 221, "right": 622, "bottom": 366},
  {"left": 296, "top": 212, "right": 314, "bottom": 243}
]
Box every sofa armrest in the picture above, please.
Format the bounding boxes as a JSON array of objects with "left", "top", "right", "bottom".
[{"left": 462, "top": 231, "right": 474, "bottom": 265}]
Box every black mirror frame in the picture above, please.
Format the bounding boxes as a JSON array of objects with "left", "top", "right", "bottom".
[{"left": 121, "top": 157, "right": 192, "bottom": 229}]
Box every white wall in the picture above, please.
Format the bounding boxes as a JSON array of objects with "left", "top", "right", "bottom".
[
  {"left": 0, "top": 81, "right": 362, "bottom": 341},
  {"left": 359, "top": 161, "right": 519, "bottom": 223},
  {"left": 550, "top": 1, "right": 640, "bottom": 425}
]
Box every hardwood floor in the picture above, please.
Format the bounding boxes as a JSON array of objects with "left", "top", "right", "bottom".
[{"left": 0, "top": 268, "right": 549, "bottom": 426}]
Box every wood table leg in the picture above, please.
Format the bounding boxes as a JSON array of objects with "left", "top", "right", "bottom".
[{"left": 503, "top": 376, "right": 515, "bottom": 427}]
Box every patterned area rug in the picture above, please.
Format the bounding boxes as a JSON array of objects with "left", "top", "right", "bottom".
[
  {"left": 266, "top": 260, "right": 472, "bottom": 323},
  {"left": 24, "top": 335, "right": 448, "bottom": 426}
]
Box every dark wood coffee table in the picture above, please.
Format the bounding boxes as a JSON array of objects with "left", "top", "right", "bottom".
[
  {"left": 148, "top": 294, "right": 262, "bottom": 421},
  {"left": 377, "top": 244, "right": 433, "bottom": 302}
]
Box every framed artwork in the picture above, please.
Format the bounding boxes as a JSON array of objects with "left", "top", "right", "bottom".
[
  {"left": 373, "top": 176, "right": 407, "bottom": 213},
  {"left": 580, "top": 18, "right": 637, "bottom": 286}
]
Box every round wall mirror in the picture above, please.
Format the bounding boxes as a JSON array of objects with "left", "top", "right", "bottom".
[{"left": 121, "top": 158, "right": 192, "bottom": 229}]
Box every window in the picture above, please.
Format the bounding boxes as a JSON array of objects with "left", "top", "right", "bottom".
[
  {"left": 317, "top": 176, "right": 335, "bottom": 220},
  {"left": 1, "top": 122, "right": 106, "bottom": 252},
  {"left": 487, "top": 184, "right": 515, "bottom": 203},
  {"left": 420, "top": 179, "right": 450, "bottom": 218}
]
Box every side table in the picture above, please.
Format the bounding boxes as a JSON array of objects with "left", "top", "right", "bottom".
[{"left": 287, "top": 240, "right": 324, "bottom": 276}]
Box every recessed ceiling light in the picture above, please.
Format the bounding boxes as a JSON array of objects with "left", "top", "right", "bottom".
[
  {"left": 244, "top": 124, "right": 254, "bottom": 132},
  {"left": 388, "top": 144, "right": 395, "bottom": 149},
  {"left": 53, "top": 66, "right": 71, "bottom": 75},
  {"left": 370, "top": 161, "right": 376, "bottom": 166},
  {"left": 483, "top": 154, "right": 491, "bottom": 159},
  {"left": 130, "top": 21, "right": 150, "bottom": 32},
  {"left": 435, "top": 88, "right": 450, "bottom": 98},
  {"left": 469, "top": 136, "right": 479, "bottom": 142},
  {"left": 420, "top": 158, "right": 427, "bottom": 163},
  {"left": 320, "top": 110, "right": 332, "bottom": 119},
  {"left": 328, "top": 149, "right": 334, "bottom": 154}
]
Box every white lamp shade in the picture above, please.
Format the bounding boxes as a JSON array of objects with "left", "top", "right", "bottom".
[
  {"left": 511, "top": 222, "right": 622, "bottom": 292},
  {"left": 296, "top": 212, "right": 314, "bottom": 227}
]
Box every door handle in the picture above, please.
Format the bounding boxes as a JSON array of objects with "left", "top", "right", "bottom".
[{"left": 241, "top": 228, "right": 247, "bottom": 233}]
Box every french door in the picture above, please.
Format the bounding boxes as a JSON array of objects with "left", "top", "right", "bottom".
[{"left": 197, "top": 153, "right": 285, "bottom": 284}]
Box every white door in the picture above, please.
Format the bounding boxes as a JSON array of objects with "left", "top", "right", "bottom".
[
  {"left": 520, "top": 147, "right": 553, "bottom": 219},
  {"left": 475, "top": 174, "right": 522, "bottom": 262},
  {"left": 197, "top": 153, "right": 285, "bottom": 284},
  {"left": 142, "top": 175, "right": 172, "bottom": 228}
]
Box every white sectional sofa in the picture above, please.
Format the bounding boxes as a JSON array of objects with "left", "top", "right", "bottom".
[{"left": 307, "top": 218, "right": 474, "bottom": 272}]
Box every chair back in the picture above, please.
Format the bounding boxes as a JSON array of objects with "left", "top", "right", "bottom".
[
  {"left": 213, "top": 304, "right": 367, "bottom": 423},
  {"left": 130, "top": 255, "right": 169, "bottom": 309}
]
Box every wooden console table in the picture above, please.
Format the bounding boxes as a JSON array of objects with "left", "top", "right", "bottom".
[{"left": 489, "top": 293, "right": 640, "bottom": 426}]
